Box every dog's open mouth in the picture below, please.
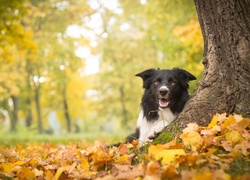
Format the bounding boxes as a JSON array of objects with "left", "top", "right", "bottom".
[{"left": 159, "top": 98, "right": 170, "bottom": 108}]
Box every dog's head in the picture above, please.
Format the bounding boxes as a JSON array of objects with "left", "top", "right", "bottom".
[{"left": 136, "top": 68, "right": 196, "bottom": 110}]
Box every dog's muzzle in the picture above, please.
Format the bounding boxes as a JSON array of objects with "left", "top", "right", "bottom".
[{"left": 158, "top": 86, "right": 170, "bottom": 108}]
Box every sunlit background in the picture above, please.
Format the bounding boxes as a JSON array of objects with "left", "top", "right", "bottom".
[{"left": 0, "top": 0, "right": 203, "bottom": 145}]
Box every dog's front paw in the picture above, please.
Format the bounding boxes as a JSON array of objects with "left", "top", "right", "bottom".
[{"left": 148, "top": 131, "right": 161, "bottom": 141}]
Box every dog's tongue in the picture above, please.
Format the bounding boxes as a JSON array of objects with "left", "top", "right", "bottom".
[{"left": 159, "top": 98, "right": 170, "bottom": 108}]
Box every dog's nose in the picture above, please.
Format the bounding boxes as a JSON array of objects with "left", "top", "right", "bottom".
[{"left": 159, "top": 86, "right": 168, "bottom": 96}]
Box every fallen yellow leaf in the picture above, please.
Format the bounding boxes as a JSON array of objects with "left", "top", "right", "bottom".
[
  {"left": 53, "top": 166, "right": 70, "bottom": 180},
  {"left": 221, "top": 115, "right": 236, "bottom": 129},
  {"left": 17, "top": 167, "right": 36, "bottom": 180},
  {"left": 208, "top": 115, "right": 218, "bottom": 128},
  {"left": 148, "top": 144, "right": 186, "bottom": 164},
  {"left": 116, "top": 155, "right": 129, "bottom": 163},
  {"left": 237, "top": 118, "right": 250, "bottom": 129},
  {"left": 194, "top": 170, "right": 212, "bottom": 180},
  {"left": 225, "top": 130, "right": 243, "bottom": 144},
  {"left": 0, "top": 163, "right": 14, "bottom": 173},
  {"left": 80, "top": 158, "right": 89, "bottom": 171},
  {"left": 181, "top": 131, "right": 203, "bottom": 151},
  {"left": 155, "top": 149, "right": 186, "bottom": 164},
  {"left": 148, "top": 144, "right": 166, "bottom": 156}
]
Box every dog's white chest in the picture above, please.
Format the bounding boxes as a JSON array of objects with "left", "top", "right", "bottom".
[{"left": 137, "top": 108, "right": 175, "bottom": 145}]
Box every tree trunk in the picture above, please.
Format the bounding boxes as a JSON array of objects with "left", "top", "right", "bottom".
[
  {"left": 26, "top": 106, "right": 33, "bottom": 128},
  {"left": 25, "top": 59, "right": 33, "bottom": 127},
  {"left": 119, "top": 86, "right": 129, "bottom": 129},
  {"left": 25, "top": 83, "right": 33, "bottom": 128},
  {"left": 6, "top": 96, "right": 19, "bottom": 132},
  {"left": 62, "top": 84, "right": 71, "bottom": 133},
  {"left": 159, "top": 0, "right": 250, "bottom": 138},
  {"left": 35, "top": 85, "right": 43, "bottom": 134}
]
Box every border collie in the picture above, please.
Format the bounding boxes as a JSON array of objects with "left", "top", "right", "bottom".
[{"left": 124, "top": 68, "right": 196, "bottom": 145}]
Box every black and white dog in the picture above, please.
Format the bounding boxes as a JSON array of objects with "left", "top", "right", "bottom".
[{"left": 124, "top": 68, "right": 196, "bottom": 145}]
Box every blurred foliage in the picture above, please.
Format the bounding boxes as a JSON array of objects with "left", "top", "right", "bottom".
[{"left": 0, "top": 0, "right": 203, "bottom": 137}]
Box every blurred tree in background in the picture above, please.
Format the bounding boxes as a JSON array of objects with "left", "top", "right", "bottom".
[
  {"left": 0, "top": 0, "right": 203, "bottom": 135},
  {"left": 97, "top": 0, "right": 203, "bottom": 130}
]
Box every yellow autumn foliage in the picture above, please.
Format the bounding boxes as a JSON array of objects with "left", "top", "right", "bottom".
[{"left": 0, "top": 114, "right": 249, "bottom": 179}]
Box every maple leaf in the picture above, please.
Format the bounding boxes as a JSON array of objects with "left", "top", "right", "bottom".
[
  {"left": 0, "top": 163, "right": 14, "bottom": 173},
  {"left": 161, "top": 164, "right": 179, "bottom": 179},
  {"left": 231, "top": 140, "right": 250, "bottom": 156},
  {"left": 221, "top": 140, "right": 233, "bottom": 152},
  {"left": 80, "top": 158, "right": 89, "bottom": 171},
  {"left": 17, "top": 167, "right": 35, "bottom": 179},
  {"left": 177, "top": 152, "right": 199, "bottom": 166},
  {"left": 183, "top": 123, "right": 199, "bottom": 133},
  {"left": 115, "top": 155, "right": 129, "bottom": 164},
  {"left": 148, "top": 144, "right": 186, "bottom": 165},
  {"left": 148, "top": 144, "right": 166, "bottom": 155},
  {"left": 54, "top": 166, "right": 70, "bottom": 180},
  {"left": 237, "top": 118, "right": 250, "bottom": 129},
  {"left": 33, "top": 168, "right": 43, "bottom": 177},
  {"left": 208, "top": 115, "right": 218, "bottom": 128},
  {"left": 221, "top": 115, "right": 237, "bottom": 130},
  {"left": 215, "top": 113, "right": 228, "bottom": 124},
  {"left": 90, "top": 146, "right": 114, "bottom": 171},
  {"left": 145, "top": 161, "right": 161, "bottom": 177},
  {"left": 201, "top": 125, "right": 221, "bottom": 136},
  {"left": 194, "top": 170, "right": 213, "bottom": 180},
  {"left": 0, "top": 114, "right": 249, "bottom": 179},
  {"left": 118, "top": 143, "right": 130, "bottom": 155},
  {"left": 225, "top": 130, "right": 243, "bottom": 144},
  {"left": 202, "top": 135, "right": 216, "bottom": 149},
  {"left": 181, "top": 131, "right": 203, "bottom": 151},
  {"left": 113, "top": 163, "right": 145, "bottom": 179}
]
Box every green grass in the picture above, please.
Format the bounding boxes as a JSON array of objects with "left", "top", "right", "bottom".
[{"left": 0, "top": 130, "right": 129, "bottom": 148}]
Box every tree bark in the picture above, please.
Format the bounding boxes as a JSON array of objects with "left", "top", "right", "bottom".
[
  {"left": 25, "top": 59, "right": 34, "bottom": 127},
  {"left": 35, "top": 85, "right": 43, "bottom": 134},
  {"left": 120, "top": 86, "right": 129, "bottom": 129},
  {"left": 7, "top": 96, "right": 19, "bottom": 132},
  {"left": 25, "top": 105, "right": 33, "bottom": 128},
  {"left": 160, "top": 0, "right": 250, "bottom": 137},
  {"left": 62, "top": 84, "right": 71, "bottom": 133}
]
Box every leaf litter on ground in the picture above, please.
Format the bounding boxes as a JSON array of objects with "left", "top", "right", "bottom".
[{"left": 0, "top": 113, "right": 249, "bottom": 179}]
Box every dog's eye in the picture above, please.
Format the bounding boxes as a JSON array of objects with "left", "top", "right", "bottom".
[
  {"left": 170, "top": 81, "right": 176, "bottom": 86},
  {"left": 154, "top": 81, "right": 160, "bottom": 85}
]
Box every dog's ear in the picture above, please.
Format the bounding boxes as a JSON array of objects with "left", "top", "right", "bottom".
[
  {"left": 174, "top": 68, "right": 196, "bottom": 82},
  {"left": 135, "top": 68, "right": 157, "bottom": 81},
  {"left": 135, "top": 68, "right": 158, "bottom": 88}
]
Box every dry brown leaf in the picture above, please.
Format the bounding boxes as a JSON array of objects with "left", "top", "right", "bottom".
[
  {"left": 225, "top": 130, "right": 244, "bottom": 144},
  {"left": 145, "top": 161, "right": 161, "bottom": 177},
  {"left": 0, "top": 114, "right": 249, "bottom": 180},
  {"left": 231, "top": 140, "right": 250, "bottom": 156},
  {"left": 221, "top": 115, "right": 237, "bottom": 129},
  {"left": 118, "top": 143, "right": 130, "bottom": 155},
  {"left": 17, "top": 167, "right": 36, "bottom": 180},
  {"left": 181, "top": 131, "right": 203, "bottom": 151},
  {"left": 183, "top": 123, "right": 199, "bottom": 133},
  {"left": 221, "top": 140, "right": 233, "bottom": 152},
  {"left": 161, "top": 164, "right": 179, "bottom": 179}
]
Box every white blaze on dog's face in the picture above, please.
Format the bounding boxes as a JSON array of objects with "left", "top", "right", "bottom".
[{"left": 158, "top": 85, "right": 170, "bottom": 108}]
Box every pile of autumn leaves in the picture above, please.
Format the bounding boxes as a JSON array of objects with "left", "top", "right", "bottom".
[{"left": 0, "top": 114, "right": 249, "bottom": 179}]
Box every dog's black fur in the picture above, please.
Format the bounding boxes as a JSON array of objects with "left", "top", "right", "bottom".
[{"left": 112, "top": 68, "right": 196, "bottom": 146}]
